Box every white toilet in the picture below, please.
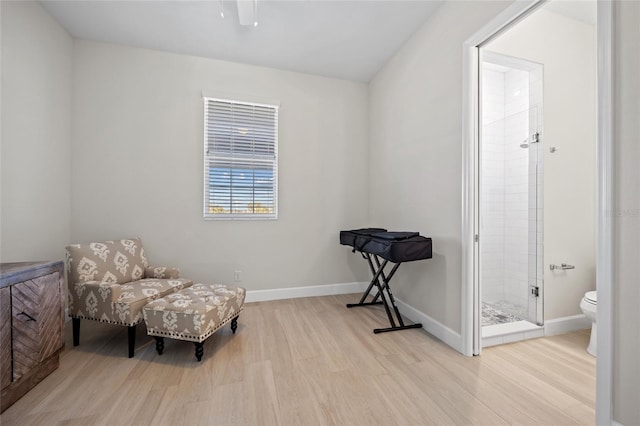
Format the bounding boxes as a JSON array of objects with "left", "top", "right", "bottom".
[{"left": 580, "top": 291, "right": 597, "bottom": 356}]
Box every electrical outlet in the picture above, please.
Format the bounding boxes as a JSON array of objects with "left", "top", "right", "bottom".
[{"left": 234, "top": 270, "right": 242, "bottom": 282}]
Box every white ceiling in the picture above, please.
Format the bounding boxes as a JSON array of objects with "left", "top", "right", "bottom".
[
  {"left": 40, "top": 0, "right": 444, "bottom": 82},
  {"left": 543, "top": 0, "right": 597, "bottom": 26}
]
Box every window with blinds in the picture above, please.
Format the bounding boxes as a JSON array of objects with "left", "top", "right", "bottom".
[{"left": 203, "top": 97, "right": 279, "bottom": 219}]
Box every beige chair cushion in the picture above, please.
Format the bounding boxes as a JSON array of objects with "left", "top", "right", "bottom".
[
  {"left": 143, "top": 283, "right": 246, "bottom": 342},
  {"left": 67, "top": 238, "right": 148, "bottom": 285}
]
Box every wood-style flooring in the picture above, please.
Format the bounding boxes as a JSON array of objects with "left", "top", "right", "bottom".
[{"left": 0, "top": 294, "right": 595, "bottom": 425}]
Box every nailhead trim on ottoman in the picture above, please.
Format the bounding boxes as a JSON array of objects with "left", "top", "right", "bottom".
[{"left": 143, "top": 283, "right": 245, "bottom": 361}]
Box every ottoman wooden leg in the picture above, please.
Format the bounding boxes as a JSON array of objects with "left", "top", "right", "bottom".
[
  {"left": 194, "top": 342, "right": 204, "bottom": 362},
  {"left": 72, "top": 318, "right": 80, "bottom": 346},
  {"left": 231, "top": 315, "right": 239, "bottom": 334},
  {"left": 154, "top": 337, "right": 165, "bottom": 356}
]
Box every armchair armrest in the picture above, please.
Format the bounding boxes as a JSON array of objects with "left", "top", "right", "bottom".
[{"left": 145, "top": 266, "right": 181, "bottom": 279}]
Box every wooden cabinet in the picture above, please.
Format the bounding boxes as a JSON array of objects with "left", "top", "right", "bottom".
[
  {"left": 0, "top": 287, "right": 11, "bottom": 391},
  {"left": 0, "top": 261, "right": 64, "bottom": 413}
]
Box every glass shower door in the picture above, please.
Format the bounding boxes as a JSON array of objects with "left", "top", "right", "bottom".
[
  {"left": 480, "top": 54, "right": 544, "bottom": 329},
  {"left": 502, "top": 107, "right": 536, "bottom": 324}
]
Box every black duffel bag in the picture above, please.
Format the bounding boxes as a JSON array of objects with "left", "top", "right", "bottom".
[
  {"left": 339, "top": 228, "right": 387, "bottom": 248},
  {"left": 340, "top": 229, "right": 432, "bottom": 263},
  {"left": 363, "top": 232, "right": 432, "bottom": 263}
]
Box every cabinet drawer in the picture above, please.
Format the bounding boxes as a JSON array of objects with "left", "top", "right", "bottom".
[{"left": 11, "top": 272, "right": 63, "bottom": 381}]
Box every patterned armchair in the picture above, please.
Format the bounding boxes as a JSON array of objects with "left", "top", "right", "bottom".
[{"left": 66, "top": 238, "right": 192, "bottom": 357}]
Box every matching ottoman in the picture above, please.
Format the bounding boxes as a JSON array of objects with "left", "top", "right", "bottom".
[{"left": 142, "top": 283, "right": 246, "bottom": 361}]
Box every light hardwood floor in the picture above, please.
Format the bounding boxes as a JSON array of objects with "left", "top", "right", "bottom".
[{"left": 0, "top": 294, "right": 595, "bottom": 425}]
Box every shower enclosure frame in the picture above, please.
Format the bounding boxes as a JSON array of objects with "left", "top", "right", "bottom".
[{"left": 460, "top": 1, "right": 613, "bottom": 423}]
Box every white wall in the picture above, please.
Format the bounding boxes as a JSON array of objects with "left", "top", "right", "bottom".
[
  {"left": 71, "top": 41, "right": 370, "bottom": 290},
  {"left": 0, "top": 1, "right": 72, "bottom": 262},
  {"left": 487, "top": 8, "right": 597, "bottom": 321},
  {"left": 613, "top": 1, "right": 640, "bottom": 424},
  {"left": 368, "top": 1, "right": 511, "bottom": 335}
]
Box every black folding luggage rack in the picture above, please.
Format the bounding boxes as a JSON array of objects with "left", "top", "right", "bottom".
[{"left": 340, "top": 228, "right": 432, "bottom": 334}]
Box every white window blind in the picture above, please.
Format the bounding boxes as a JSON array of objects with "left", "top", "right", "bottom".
[{"left": 203, "top": 97, "right": 279, "bottom": 219}]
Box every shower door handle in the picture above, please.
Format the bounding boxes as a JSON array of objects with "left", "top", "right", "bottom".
[
  {"left": 550, "top": 263, "right": 575, "bottom": 271},
  {"left": 531, "top": 132, "right": 540, "bottom": 143}
]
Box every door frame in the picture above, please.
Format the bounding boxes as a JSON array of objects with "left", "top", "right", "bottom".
[{"left": 460, "top": 1, "right": 614, "bottom": 424}]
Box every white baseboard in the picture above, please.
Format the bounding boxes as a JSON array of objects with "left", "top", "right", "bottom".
[
  {"left": 245, "top": 281, "right": 368, "bottom": 303},
  {"left": 394, "top": 297, "right": 464, "bottom": 354},
  {"left": 544, "top": 314, "right": 591, "bottom": 336}
]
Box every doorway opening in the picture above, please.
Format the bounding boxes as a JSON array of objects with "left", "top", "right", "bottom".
[{"left": 479, "top": 52, "right": 544, "bottom": 346}]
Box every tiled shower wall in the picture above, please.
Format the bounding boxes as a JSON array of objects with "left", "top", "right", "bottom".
[
  {"left": 503, "top": 68, "right": 530, "bottom": 310},
  {"left": 481, "top": 68, "right": 506, "bottom": 303},
  {"left": 481, "top": 64, "right": 533, "bottom": 315}
]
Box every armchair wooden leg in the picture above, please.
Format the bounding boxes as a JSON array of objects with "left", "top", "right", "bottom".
[
  {"left": 72, "top": 318, "right": 80, "bottom": 347},
  {"left": 128, "top": 325, "right": 136, "bottom": 358}
]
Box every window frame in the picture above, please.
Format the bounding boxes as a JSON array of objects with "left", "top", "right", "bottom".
[{"left": 202, "top": 96, "right": 279, "bottom": 220}]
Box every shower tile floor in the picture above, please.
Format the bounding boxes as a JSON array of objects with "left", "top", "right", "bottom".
[{"left": 482, "top": 301, "right": 528, "bottom": 326}]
